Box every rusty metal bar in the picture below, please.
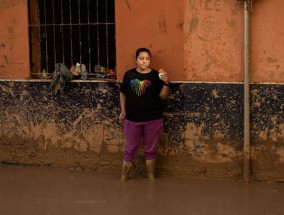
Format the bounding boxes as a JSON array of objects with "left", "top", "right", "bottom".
[
  {"left": 105, "top": 0, "right": 109, "bottom": 68},
  {"left": 87, "top": 0, "right": 91, "bottom": 73},
  {"left": 44, "top": 0, "right": 48, "bottom": 72},
  {"left": 61, "top": 0, "right": 65, "bottom": 64},
  {"left": 52, "top": 0, "right": 56, "bottom": 64},
  {"left": 96, "top": 0, "right": 100, "bottom": 66},
  {"left": 29, "top": 23, "right": 114, "bottom": 27},
  {"left": 69, "top": 0, "right": 73, "bottom": 66},
  {"left": 34, "top": 0, "right": 41, "bottom": 73}
]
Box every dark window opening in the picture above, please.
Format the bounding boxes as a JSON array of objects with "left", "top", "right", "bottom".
[{"left": 28, "top": 0, "right": 116, "bottom": 79}]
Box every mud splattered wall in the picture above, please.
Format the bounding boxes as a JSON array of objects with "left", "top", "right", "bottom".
[
  {"left": 1, "top": 81, "right": 284, "bottom": 181},
  {"left": 0, "top": 81, "right": 124, "bottom": 171},
  {"left": 1, "top": 0, "right": 284, "bottom": 182},
  {"left": 0, "top": 81, "right": 245, "bottom": 179},
  {"left": 250, "top": 84, "right": 284, "bottom": 181}
]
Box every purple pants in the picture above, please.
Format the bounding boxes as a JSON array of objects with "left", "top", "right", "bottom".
[{"left": 123, "top": 118, "right": 163, "bottom": 162}]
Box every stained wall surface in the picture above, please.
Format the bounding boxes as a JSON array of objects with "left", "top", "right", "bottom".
[
  {"left": 1, "top": 80, "right": 284, "bottom": 182},
  {"left": 0, "top": 81, "right": 245, "bottom": 180},
  {"left": 183, "top": 0, "right": 243, "bottom": 82},
  {"left": 1, "top": 0, "right": 284, "bottom": 182},
  {"left": 250, "top": 0, "right": 284, "bottom": 83},
  {"left": 0, "top": 0, "right": 30, "bottom": 79}
]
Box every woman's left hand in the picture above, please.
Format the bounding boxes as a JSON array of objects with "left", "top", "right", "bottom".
[{"left": 158, "top": 69, "right": 169, "bottom": 84}]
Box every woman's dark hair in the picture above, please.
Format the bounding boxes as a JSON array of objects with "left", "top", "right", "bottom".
[{"left": 135, "top": 48, "right": 151, "bottom": 59}]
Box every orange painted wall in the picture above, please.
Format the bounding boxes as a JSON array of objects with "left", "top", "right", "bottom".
[
  {"left": 116, "top": 0, "right": 244, "bottom": 81},
  {"left": 0, "top": 0, "right": 30, "bottom": 79},
  {"left": 115, "top": 0, "right": 185, "bottom": 81},
  {"left": 184, "top": 0, "right": 243, "bottom": 82},
  {"left": 250, "top": 0, "right": 284, "bottom": 83},
  {"left": 1, "top": 0, "right": 284, "bottom": 82},
  {"left": 116, "top": 0, "right": 284, "bottom": 83}
]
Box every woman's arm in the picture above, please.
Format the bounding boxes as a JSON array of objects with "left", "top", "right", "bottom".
[
  {"left": 159, "top": 84, "right": 170, "bottom": 100},
  {"left": 158, "top": 69, "right": 170, "bottom": 100},
  {"left": 119, "top": 92, "right": 127, "bottom": 120}
]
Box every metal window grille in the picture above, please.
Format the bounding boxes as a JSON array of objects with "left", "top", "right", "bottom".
[{"left": 28, "top": 0, "right": 116, "bottom": 78}]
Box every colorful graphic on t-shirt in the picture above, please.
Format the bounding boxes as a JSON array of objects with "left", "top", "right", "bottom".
[{"left": 130, "top": 79, "right": 152, "bottom": 96}]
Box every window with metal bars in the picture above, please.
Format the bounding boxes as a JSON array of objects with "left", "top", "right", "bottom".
[{"left": 28, "top": 0, "right": 116, "bottom": 79}]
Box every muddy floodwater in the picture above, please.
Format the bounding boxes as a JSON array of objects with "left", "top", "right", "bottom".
[{"left": 1, "top": 165, "right": 284, "bottom": 215}]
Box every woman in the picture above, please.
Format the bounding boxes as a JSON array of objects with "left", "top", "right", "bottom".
[{"left": 119, "top": 47, "right": 170, "bottom": 181}]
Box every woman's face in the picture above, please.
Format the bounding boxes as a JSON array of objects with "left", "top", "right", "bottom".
[{"left": 136, "top": 51, "right": 151, "bottom": 70}]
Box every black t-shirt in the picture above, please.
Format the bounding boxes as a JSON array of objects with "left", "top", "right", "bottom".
[{"left": 120, "top": 68, "right": 165, "bottom": 122}]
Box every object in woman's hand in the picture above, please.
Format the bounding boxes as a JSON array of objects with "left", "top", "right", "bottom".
[{"left": 158, "top": 69, "right": 165, "bottom": 80}]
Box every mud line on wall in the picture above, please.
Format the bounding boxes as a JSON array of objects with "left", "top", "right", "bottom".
[
  {"left": 1, "top": 81, "right": 284, "bottom": 181},
  {"left": 0, "top": 81, "right": 124, "bottom": 172}
]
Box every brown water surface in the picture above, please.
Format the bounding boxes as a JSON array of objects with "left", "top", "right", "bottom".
[{"left": 1, "top": 165, "right": 284, "bottom": 215}]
